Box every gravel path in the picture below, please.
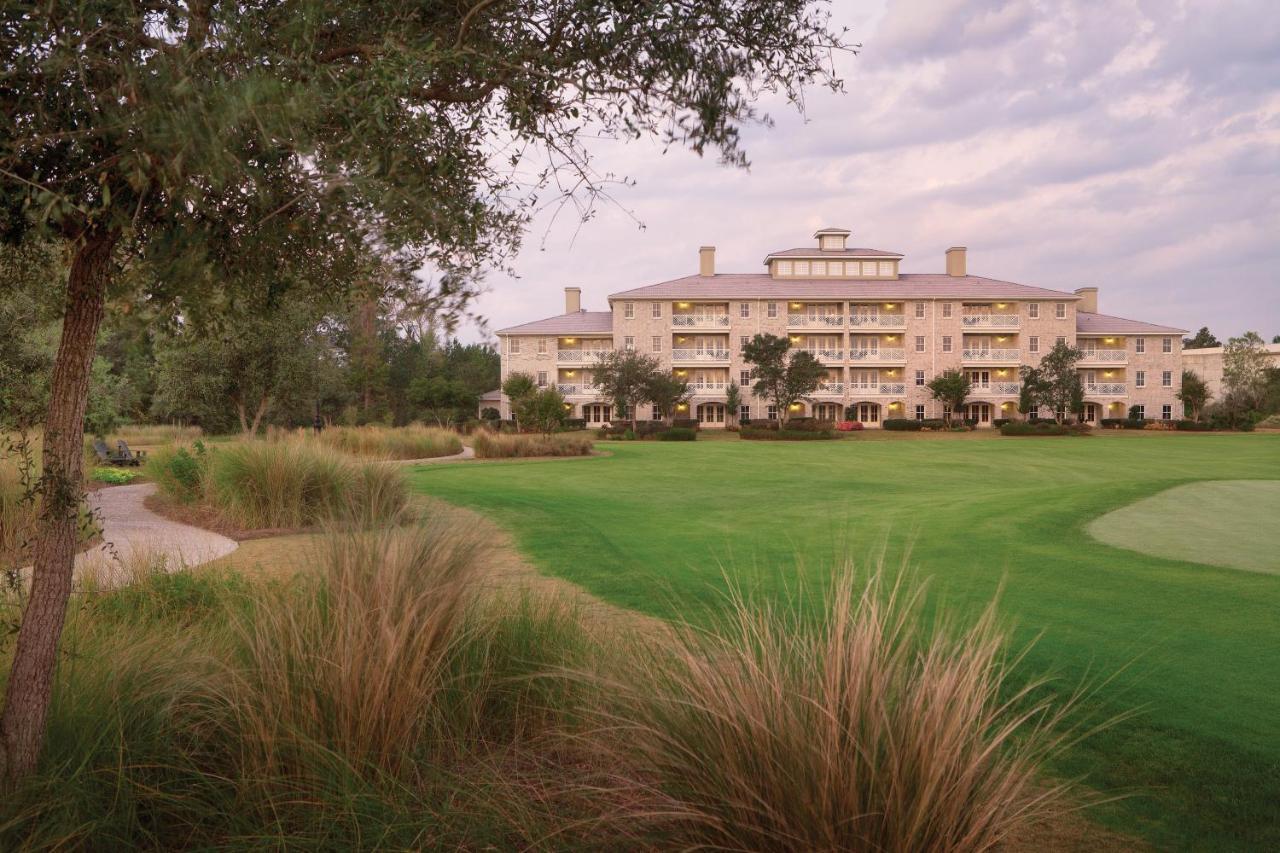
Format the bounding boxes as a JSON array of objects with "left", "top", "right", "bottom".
[
  {"left": 77, "top": 483, "right": 238, "bottom": 586},
  {"left": 404, "top": 445, "right": 475, "bottom": 464}
]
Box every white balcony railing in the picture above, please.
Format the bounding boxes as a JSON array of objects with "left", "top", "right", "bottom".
[
  {"left": 848, "top": 348, "right": 907, "bottom": 361},
  {"left": 814, "top": 382, "right": 845, "bottom": 395},
  {"left": 671, "top": 348, "right": 730, "bottom": 361},
  {"left": 787, "top": 314, "right": 845, "bottom": 327},
  {"left": 556, "top": 383, "right": 600, "bottom": 396},
  {"left": 556, "top": 349, "right": 612, "bottom": 362},
  {"left": 672, "top": 314, "right": 730, "bottom": 327},
  {"left": 991, "top": 382, "right": 1022, "bottom": 395},
  {"left": 848, "top": 383, "right": 907, "bottom": 396},
  {"left": 961, "top": 314, "right": 1020, "bottom": 328},
  {"left": 799, "top": 348, "right": 844, "bottom": 361},
  {"left": 689, "top": 381, "right": 728, "bottom": 392},
  {"left": 848, "top": 314, "right": 906, "bottom": 327},
  {"left": 1079, "top": 350, "right": 1128, "bottom": 362},
  {"left": 1086, "top": 383, "right": 1127, "bottom": 395},
  {"left": 962, "top": 348, "right": 1020, "bottom": 362}
]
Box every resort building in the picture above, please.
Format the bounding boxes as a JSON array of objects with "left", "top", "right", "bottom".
[
  {"left": 1182, "top": 344, "right": 1280, "bottom": 402},
  {"left": 496, "top": 228, "right": 1187, "bottom": 427}
]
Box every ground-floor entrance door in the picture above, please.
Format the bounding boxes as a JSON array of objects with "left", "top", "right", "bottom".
[
  {"left": 1082, "top": 403, "right": 1099, "bottom": 424},
  {"left": 854, "top": 402, "right": 880, "bottom": 425},
  {"left": 966, "top": 402, "right": 993, "bottom": 425},
  {"left": 814, "top": 402, "right": 841, "bottom": 421},
  {"left": 697, "top": 403, "right": 725, "bottom": 426},
  {"left": 586, "top": 403, "right": 612, "bottom": 425}
]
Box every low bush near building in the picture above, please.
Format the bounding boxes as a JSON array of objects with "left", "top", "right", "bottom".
[
  {"left": 741, "top": 427, "right": 835, "bottom": 441},
  {"left": 920, "top": 419, "right": 948, "bottom": 430},
  {"left": 1000, "top": 421, "right": 1091, "bottom": 437},
  {"left": 1174, "top": 419, "right": 1213, "bottom": 431},
  {"left": 1101, "top": 418, "right": 1148, "bottom": 430},
  {"left": 472, "top": 432, "right": 595, "bottom": 458},
  {"left": 882, "top": 418, "right": 923, "bottom": 431},
  {"left": 835, "top": 420, "right": 863, "bottom": 431},
  {"left": 656, "top": 427, "right": 697, "bottom": 441}
]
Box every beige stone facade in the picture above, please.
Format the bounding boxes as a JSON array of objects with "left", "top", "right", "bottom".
[
  {"left": 496, "top": 228, "right": 1187, "bottom": 427},
  {"left": 1182, "top": 344, "right": 1280, "bottom": 402}
]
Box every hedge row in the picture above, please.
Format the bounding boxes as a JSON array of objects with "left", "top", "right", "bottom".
[
  {"left": 741, "top": 427, "right": 837, "bottom": 441},
  {"left": 1000, "top": 421, "right": 1091, "bottom": 436}
]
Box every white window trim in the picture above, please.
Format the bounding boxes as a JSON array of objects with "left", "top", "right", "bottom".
[{"left": 624, "top": 302, "right": 634, "bottom": 319}]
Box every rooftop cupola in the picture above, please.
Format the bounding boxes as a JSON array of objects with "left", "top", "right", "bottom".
[{"left": 813, "top": 227, "right": 851, "bottom": 251}]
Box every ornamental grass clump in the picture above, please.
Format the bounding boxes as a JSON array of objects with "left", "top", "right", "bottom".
[
  {"left": 472, "top": 432, "right": 594, "bottom": 458},
  {"left": 598, "top": 571, "right": 1084, "bottom": 851},
  {"left": 315, "top": 424, "right": 462, "bottom": 460}
]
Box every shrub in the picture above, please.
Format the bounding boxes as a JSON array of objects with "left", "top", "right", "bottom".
[
  {"left": 919, "top": 419, "right": 947, "bottom": 431},
  {"left": 560, "top": 418, "right": 587, "bottom": 431},
  {"left": 316, "top": 424, "right": 462, "bottom": 459},
  {"left": 741, "top": 427, "right": 835, "bottom": 441},
  {"left": 146, "top": 442, "right": 207, "bottom": 503},
  {"left": 1175, "top": 419, "right": 1212, "bottom": 431},
  {"left": 1000, "top": 421, "right": 1090, "bottom": 437},
  {"left": 992, "top": 418, "right": 1010, "bottom": 427},
  {"left": 600, "top": 572, "right": 1081, "bottom": 851},
  {"left": 882, "top": 418, "right": 922, "bottom": 431},
  {"left": 657, "top": 427, "right": 697, "bottom": 441},
  {"left": 671, "top": 418, "right": 699, "bottom": 429},
  {"left": 835, "top": 421, "right": 863, "bottom": 431},
  {"left": 472, "top": 432, "right": 594, "bottom": 458},
  {"left": 90, "top": 466, "right": 140, "bottom": 485},
  {"left": 1123, "top": 418, "right": 1147, "bottom": 430},
  {"left": 480, "top": 407, "right": 500, "bottom": 421}
]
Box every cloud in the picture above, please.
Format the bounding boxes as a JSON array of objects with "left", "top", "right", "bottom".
[{"left": 451, "top": 0, "right": 1280, "bottom": 343}]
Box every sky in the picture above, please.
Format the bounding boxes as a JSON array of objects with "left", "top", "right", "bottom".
[{"left": 452, "top": 0, "right": 1280, "bottom": 343}]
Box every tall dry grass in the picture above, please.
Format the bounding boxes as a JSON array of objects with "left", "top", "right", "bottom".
[
  {"left": 312, "top": 424, "right": 463, "bottom": 460},
  {"left": 472, "top": 432, "right": 594, "bottom": 459},
  {"left": 598, "top": 571, "right": 1086, "bottom": 851},
  {"left": 111, "top": 423, "right": 203, "bottom": 445}
]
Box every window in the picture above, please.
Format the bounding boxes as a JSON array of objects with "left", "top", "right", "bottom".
[
  {"left": 1162, "top": 404, "right": 1173, "bottom": 421},
  {"left": 794, "top": 261, "right": 810, "bottom": 275},
  {"left": 767, "top": 302, "right": 777, "bottom": 318},
  {"left": 878, "top": 261, "right": 894, "bottom": 276},
  {"left": 811, "top": 261, "right": 826, "bottom": 276},
  {"left": 1132, "top": 404, "right": 1145, "bottom": 420},
  {"left": 915, "top": 404, "right": 926, "bottom": 421},
  {"left": 536, "top": 371, "right": 547, "bottom": 387},
  {"left": 1029, "top": 336, "right": 1040, "bottom": 353},
  {"left": 651, "top": 302, "right": 661, "bottom": 319},
  {"left": 1028, "top": 303, "right": 1039, "bottom": 319},
  {"left": 943, "top": 404, "right": 952, "bottom": 420},
  {"left": 650, "top": 405, "right": 661, "bottom": 421},
  {"left": 740, "top": 302, "right": 750, "bottom": 318},
  {"left": 624, "top": 336, "right": 635, "bottom": 351},
  {"left": 1135, "top": 370, "right": 1145, "bottom": 388},
  {"left": 509, "top": 338, "right": 521, "bottom": 355},
  {"left": 766, "top": 405, "right": 778, "bottom": 421},
  {"left": 1055, "top": 302, "right": 1066, "bottom": 319},
  {"left": 942, "top": 336, "right": 952, "bottom": 353},
  {"left": 942, "top": 302, "right": 953, "bottom": 319},
  {"left": 1162, "top": 337, "right": 1172, "bottom": 353},
  {"left": 623, "top": 302, "right": 634, "bottom": 319},
  {"left": 777, "top": 261, "right": 793, "bottom": 276},
  {"left": 914, "top": 336, "right": 926, "bottom": 353},
  {"left": 1162, "top": 370, "right": 1172, "bottom": 387},
  {"left": 740, "top": 405, "right": 751, "bottom": 421},
  {"left": 651, "top": 336, "right": 662, "bottom": 353},
  {"left": 537, "top": 338, "right": 546, "bottom": 354},
  {"left": 1056, "top": 336, "right": 1066, "bottom": 346},
  {"left": 914, "top": 302, "right": 926, "bottom": 319},
  {"left": 739, "top": 336, "right": 749, "bottom": 350},
  {"left": 1135, "top": 337, "right": 1145, "bottom": 353},
  {"left": 915, "top": 369, "right": 926, "bottom": 386},
  {"left": 739, "top": 370, "right": 751, "bottom": 385}
]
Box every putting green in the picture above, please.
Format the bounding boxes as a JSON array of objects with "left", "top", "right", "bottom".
[{"left": 1087, "top": 480, "right": 1280, "bottom": 575}]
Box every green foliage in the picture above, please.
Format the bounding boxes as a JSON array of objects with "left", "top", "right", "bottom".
[
  {"left": 1177, "top": 370, "right": 1212, "bottom": 420},
  {"left": 591, "top": 350, "right": 661, "bottom": 428},
  {"left": 643, "top": 373, "right": 692, "bottom": 423},
  {"left": 1182, "top": 327, "right": 1221, "bottom": 349},
  {"left": 725, "top": 382, "right": 741, "bottom": 421},
  {"left": 514, "top": 388, "right": 570, "bottom": 436},
  {"left": 408, "top": 375, "right": 479, "bottom": 427},
  {"left": 1222, "top": 331, "right": 1270, "bottom": 411},
  {"left": 1000, "top": 421, "right": 1088, "bottom": 436},
  {"left": 882, "top": 419, "right": 923, "bottom": 431},
  {"left": 741, "top": 334, "right": 825, "bottom": 421},
  {"left": 1021, "top": 341, "right": 1084, "bottom": 422},
  {"left": 89, "top": 467, "right": 139, "bottom": 485},
  {"left": 740, "top": 427, "right": 835, "bottom": 440},
  {"left": 926, "top": 370, "right": 971, "bottom": 421},
  {"left": 501, "top": 372, "right": 538, "bottom": 403},
  {"left": 145, "top": 443, "right": 208, "bottom": 503},
  {"left": 472, "top": 432, "right": 593, "bottom": 458},
  {"left": 657, "top": 427, "right": 697, "bottom": 441}
]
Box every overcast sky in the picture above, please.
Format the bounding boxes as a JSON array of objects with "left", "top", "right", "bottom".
[{"left": 452, "top": 0, "right": 1280, "bottom": 343}]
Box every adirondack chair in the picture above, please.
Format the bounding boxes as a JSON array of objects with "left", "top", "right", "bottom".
[
  {"left": 115, "top": 440, "right": 146, "bottom": 467},
  {"left": 93, "top": 438, "right": 128, "bottom": 467}
]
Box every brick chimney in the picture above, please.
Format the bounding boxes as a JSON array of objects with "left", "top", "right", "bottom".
[
  {"left": 699, "top": 246, "right": 715, "bottom": 277},
  {"left": 945, "top": 246, "right": 967, "bottom": 277},
  {"left": 564, "top": 286, "right": 581, "bottom": 313},
  {"left": 1074, "top": 287, "right": 1097, "bottom": 313}
]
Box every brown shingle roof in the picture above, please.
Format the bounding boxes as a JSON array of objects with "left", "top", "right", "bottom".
[
  {"left": 1075, "top": 312, "right": 1187, "bottom": 335},
  {"left": 496, "top": 310, "right": 613, "bottom": 336},
  {"left": 764, "top": 247, "right": 903, "bottom": 261},
  {"left": 609, "top": 273, "right": 1079, "bottom": 301}
]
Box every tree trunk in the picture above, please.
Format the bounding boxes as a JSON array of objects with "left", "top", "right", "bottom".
[
  {"left": 1, "top": 230, "right": 117, "bottom": 787},
  {"left": 236, "top": 400, "right": 250, "bottom": 434},
  {"left": 248, "top": 396, "right": 270, "bottom": 435}
]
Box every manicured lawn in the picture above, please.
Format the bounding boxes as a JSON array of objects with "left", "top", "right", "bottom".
[{"left": 409, "top": 433, "right": 1280, "bottom": 850}]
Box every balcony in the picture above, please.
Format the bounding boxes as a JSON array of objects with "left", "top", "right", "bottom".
[
  {"left": 799, "top": 348, "right": 844, "bottom": 363},
  {"left": 671, "top": 348, "right": 730, "bottom": 363},
  {"left": 1078, "top": 349, "right": 1128, "bottom": 364},
  {"left": 848, "top": 314, "right": 906, "bottom": 328},
  {"left": 961, "top": 314, "right": 1020, "bottom": 329},
  {"left": 971, "top": 382, "right": 1022, "bottom": 396},
  {"left": 849, "top": 383, "right": 907, "bottom": 396},
  {"left": 688, "top": 380, "right": 728, "bottom": 393},
  {"left": 555, "top": 383, "right": 600, "bottom": 396},
  {"left": 814, "top": 382, "right": 845, "bottom": 395},
  {"left": 672, "top": 314, "right": 730, "bottom": 328},
  {"left": 787, "top": 313, "right": 845, "bottom": 328},
  {"left": 848, "top": 348, "right": 907, "bottom": 362},
  {"left": 1085, "top": 383, "right": 1127, "bottom": 396},
  {"left": 962, "top": 348, "right": 1020, "bottom": 363},
  {"left": 556, "top": 348, "right": 612, "bottom": 364}
]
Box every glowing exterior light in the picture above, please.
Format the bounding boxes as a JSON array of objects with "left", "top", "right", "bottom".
[
  {"left": 791, "top": 302, "right": 803, "bottom": 308},
  {"left": 996, "top": 303, "right": 1007, "bottom": 309},
  {"left": 565, "top": 370, "right": 576, "bottom": 377},
  {"left": 790, "top": 336, "right": 800, "bottom": 343},
  {"left": 1104, "top": 337, "right": 1115, "bottom": 344},
  {"left": 884, "top": 303, "right": 895, "bottom": 309},
  {"left": 789, "top": 403, "right": 802, "bottom": 411},
  {"left": 677, "top": 403, "right": 688, "bottom": 411},
  {"left": 677, "top": 302, "right": 690, "bottom": 308}
]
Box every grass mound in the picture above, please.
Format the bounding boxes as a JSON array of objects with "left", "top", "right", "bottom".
[
  {"left": 147, "top": 438, "right": 406, "bottom": 529},
  {"left": 315, "top": 424, "right": 463, "bottom": 460},
  {"left": 472, "top": 432, "right": 594, "bottom": 458}
]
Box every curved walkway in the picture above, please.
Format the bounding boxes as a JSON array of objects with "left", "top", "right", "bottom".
[
  {"left": 77, "top": 483, "right": 238, "bottom": 587},
  {"left": 402, "top": 445, "right": 475, "bottom": 464}
]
